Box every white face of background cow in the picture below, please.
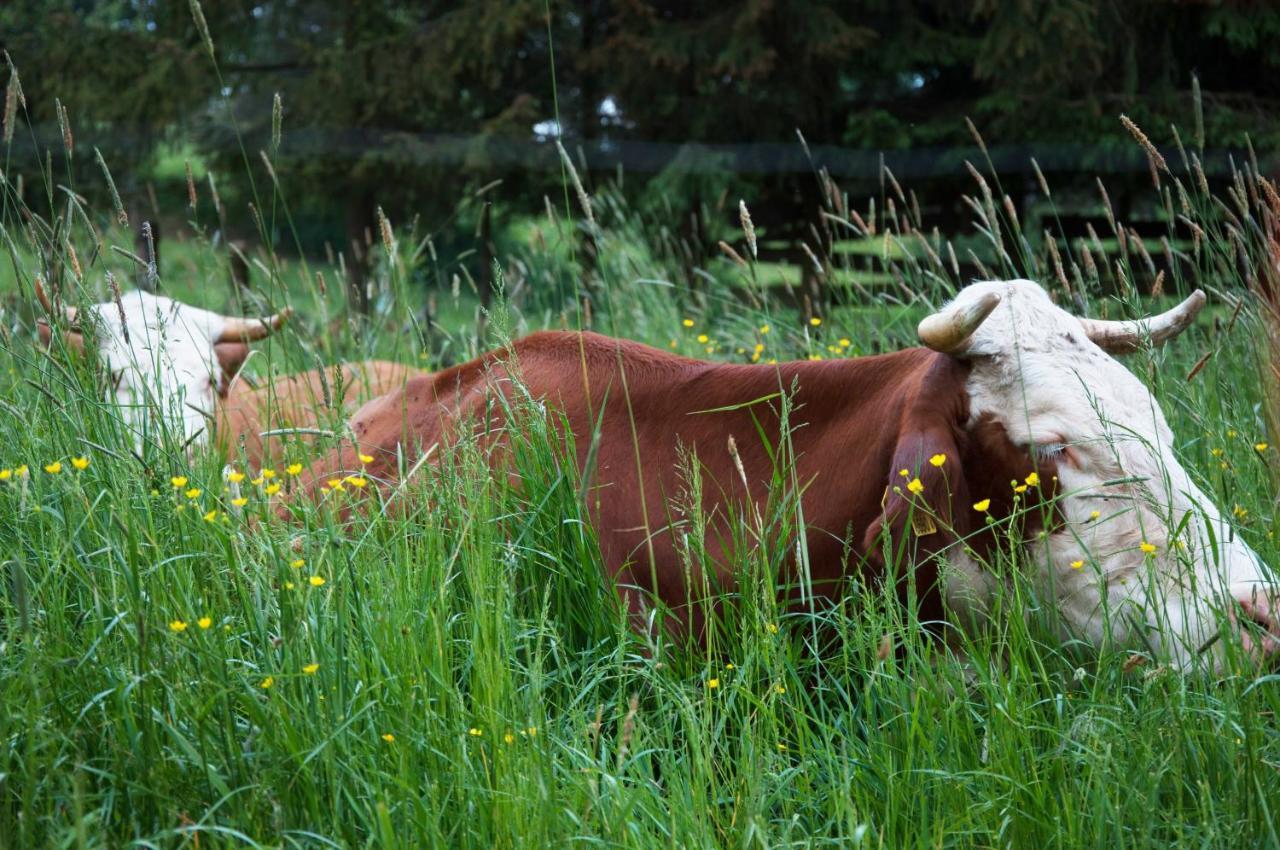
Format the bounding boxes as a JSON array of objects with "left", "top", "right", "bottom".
[
  {"left": 37, "top": 281, "right": 289, "bottom": 451},
  {"left": 920, "top": 279, "right": 1276, "bottom": 673}
]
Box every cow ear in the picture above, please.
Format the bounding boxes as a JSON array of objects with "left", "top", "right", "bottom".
[
  {"left": 214, "top": 342, "right": 250, "bottom": 394},
  {"left": 37, "top": 320, "right": 87, "bottom": 354},
  {"left": 861, "top": 419, "right": 969, "bottom": 570}
]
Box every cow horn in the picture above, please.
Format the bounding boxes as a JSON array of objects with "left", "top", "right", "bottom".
[
  {"left": 34, "top": 276, "right": 77, "bottom": 324},
  {"left": 215, "top": 307, "right": 293, "bottom": 343},
  {"left": 918, "top": 291, "right": 1001, "bottom": 354},
  {"left": 1077, "top": 289, "right": 1206, "bottom": 354}
]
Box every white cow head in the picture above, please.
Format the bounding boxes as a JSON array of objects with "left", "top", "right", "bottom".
[
  {"left": 919, "top": 279, "right": 1276, "bottom": 673},
  {"left": 36, "top": 279, "right": 289, "bottom": 451}
]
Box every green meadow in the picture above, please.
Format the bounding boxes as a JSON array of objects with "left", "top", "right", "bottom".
[{"left": 3, "top": 83, "right": 1280, "bottom": 850}]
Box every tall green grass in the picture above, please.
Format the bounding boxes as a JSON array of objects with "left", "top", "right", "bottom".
[{"left": 3, "top": 53, "right": 1280, "bottom": 846}]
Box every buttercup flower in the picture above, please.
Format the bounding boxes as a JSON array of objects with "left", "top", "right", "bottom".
[
  {"left": 197, "top": 616, "right": 213, "bottom": 629},
  {"left": 185, "top": 488, "right": 201, "bottom": 499},
  {"left": 0, "top": 469, "right": 10, "bottom": 481},
  {"left": 1025, "top": 472, "right": 1040, "bottom": 487},
  {"left": 358, "top": 454, "right": 374, "bottom": 464},
  {"left": 286, "top": 463, "right": 303, "bottom": 475},
  {"left": 929, "top": 453, "right": 947, "bottom": 467},
  {"left": 303, "top": 663, "right": 319, "bottom": 675},
  {"left": 1140, "top": 541, "right": 1157, "bottom": 555},
  {"left": 707, "top": 678, "right": 720, "bottom": 689},
  {"left": 260, "top": 676, "right": 274, "bottom": 689},
  {"left": 168, "top": 620, "right": 188, "bottom": 633},
  {"left": 345, "top": 476, "right": 368, "bottom": 489},
  {"left": 264, "top": 483, "right": 281, "bottom": 496},
  {"left": 291, "top": 559, "right": 305, "bottom": 569},
  {"left": 906, "top": 478, "right": 925, "bottom": 495},
  {"left": 171, "top": 476, "right": 188, "bottom": 488},
  {"left": 231, "top": 497, "right": 248, "bottom": 507},
  {"left": 203, "top": 509, "right": 219, "bottom": 522},
  {"left": 1256, "top": 442, "right": 1270, "bottom": 452},
  {"left": 504, "top": 732, "right": 516, "bottom": 744},
  {"left": 1070, "top": 560, "right": 1084, "bottom": 570},
  {"left": 809, "top": 317, "right": 822, "bottom": 326},
  {"left": 973, "top": 499, "right": 991, "bottom": 512},
  {"left": 71, "top": 456, "right": 89, "bottom": 470},
  {"left": 227, "top": 470, "right": 245, "bottom": 483},
  {"left": 382, "top": 733, "right": 395, "bottom": 743},
  {"left": 44, "top": 461, "right": 62, "bottom": 474},
  {"left": 309, "top": 575, "right": 325, "bottom": 587},
  {"left": 468, "top": 727, "right": 483, "bottom": 737},
  {"left": 682, "top": 318, "right": 695, "bottom": 328}
]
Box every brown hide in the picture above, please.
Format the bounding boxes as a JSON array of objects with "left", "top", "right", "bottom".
[
  {"left": 217, "top": 359, "right": 420, "bottom": 467},
  {"left": 301, "top": 331, "right": 1052, "bottom": 635}
]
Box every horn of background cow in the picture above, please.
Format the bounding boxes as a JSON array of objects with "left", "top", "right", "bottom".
[
  {"left": 1076, "top": 289, "right": 1207, "bottom": 353},
  {"left": 215, "top": 308, "right": 293, "bottom": 343},
  {"left": 917, "top": 291, "right": 1000, "bottom": 354},
  {"left": 34, "top": 276, "right": 78, "bottom": 324}
]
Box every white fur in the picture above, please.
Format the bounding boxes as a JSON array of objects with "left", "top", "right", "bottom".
[
  {"left": 83, "top": 291, "right": 230, "bottom": 449},
  {"left": 941, "top": 280, "right": 1272, "bottom": 672}
]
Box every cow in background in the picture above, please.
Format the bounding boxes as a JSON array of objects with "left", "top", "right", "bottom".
[
  {"left": 299, "top": 279, "right": 1276, "bottom": 672},
  {"left": 35, "top": 280, "right": 418, "bottom": 467}
]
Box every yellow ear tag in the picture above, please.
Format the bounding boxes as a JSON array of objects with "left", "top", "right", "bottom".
[{"left": 911, "top": 511, "right": 938, "bottom": 537}]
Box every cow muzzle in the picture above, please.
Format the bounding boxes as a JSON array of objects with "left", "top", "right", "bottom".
[{"left": 1233, "top": 591, "right": 1280, "bottom": 663}]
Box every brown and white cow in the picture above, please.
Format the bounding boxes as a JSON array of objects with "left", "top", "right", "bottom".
[
  {"left": 301, "top": 279, "right": 1276, "bottom": 671},
  {"left": 35, "top": 281, "right": 418, "bottom": 466}
]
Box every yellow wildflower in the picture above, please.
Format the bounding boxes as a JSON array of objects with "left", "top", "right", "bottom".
[
  {"left": 759, "top": 323, "right": 770, "bottom": 334},
  {"left": 1210, "top": 448, "right": 1224, "bottom": 458},
  {"left": 382, "top": 733, "right": 395, "bottom": 743},
  {"left": 1234, "top": 505, "right": 1248, "bottom": 519},
  {"left": 203, "top": 509, "right": 218, "bottom": 522},
  {"left": 303, "top": 663, "right": 319, "bottom": 675},
  {"left": 185, "top": 488, "right": 201, "bottom": 499},
  {"left": 766, "top": 623, "right": 779, "bottom": 635},
  {"left": 260, "top": 676, "right": 274, "bottom": 689},
  {"left": 1139, "top": 541, "right": 1157, "bottom": 555},
  {"left": 468, "top": 727, "right": 483, "bottom": 737},
  {"left": 44, "top": 461, "right": 62, "bottom": 474},
  {"left": 682, "top": 318, "right": 695, "bottom": 328},
  {"left": 1070, "top": 560, "right": 1084, "bottom": 570},
  {"left": 345, "top": 476, "right": 368, "bottom": 488},
  {"left": 775, "top": 684, "right": 786, "bottom": 694},
  {"left": 15, "top": 465, "right": 27, "bottom": 477},
  {"left": 808, "top": 354, "right": 822, "bottom": 361},
  {"left": 309, "top": 575, "right": 325, "bottom": 587},
  {"left": 358, "top": 453, "right": 374, "bottom": 464},
  {"left": 1256, "top": 442, "right": 1270, "bottom": 452},
  {"left": 1227, "top": 429, "right": 1238, "bottom": 438},
  {"left": 291, "top": 558, "right": 305, "bottom": 569},
  {"left": 929, "top": 453, "right": 947, "bottom": 467},
  {"left": 168, "top": 620, "right": 188, "bottom": 633},
  {"left": 526, "top": 727, "right": 537, "bottom": 737},
  {"left": 171, "top": 476, "right": 188, "bottom": 488},
  {"left": 696, "top": 333, "right": 709, "bottom": 344},
  {"left": 838, "top": 338, "right": 851, "bottom": 348},
  {"left": 227, "top": 471, "right": 245, "bottom": 483},
  {"left": 1089, "top": 510, "right": 1101, "bottom": 521},
  {"left": 231, "top": 497, "right": 248, "bottom": 507},
  {"left": 1025, "top": 472, "right": 1040, "bottom": 487},
  {"left": 264, "top": 483, "right": 281, "bottom": 496},
  {"left": 284, "top": 581, "right": 295, "bottom": 590},
  {"left": 906, "top": 478, "right": 925, "bottom": 495},
  {"left": 707, "top": 678, "right": 720, "bottom": 689},
  {"left": 504, "top": 732, "right": 516, "bottom": 744},
  {"left": 71, "top": 456, "right": 89, "bottom": 470},
  {"left": 809, "top": 317, "right": 822, "bottom": 326},
  {"left": 0, "top": 469, "right": 10, "bottom": 481},
  {"left": 197, "top": 616, "right": 213, "bottom": 629},
  {"left": 973, "top": 499, "right": 991, "bottom": 512},
  {"left": 1014, "top": 484, "right": 1028, "bottom": 494},
  {"left": 261, "top": 468, "right": 277, "bottom": 480},
  {"left": 898, "top": 468, "right": 909, "bottom": 478},
  {"left": 286, "top": 463, "right": 303, "bottom": 475},
  {"left": 251, "top": 476, "right": 264, "bottom": 486}
]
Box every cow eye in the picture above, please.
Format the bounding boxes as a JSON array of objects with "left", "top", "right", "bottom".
[{"left": 1030, "top": 440, "right": 1077, "bottom": 468}]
